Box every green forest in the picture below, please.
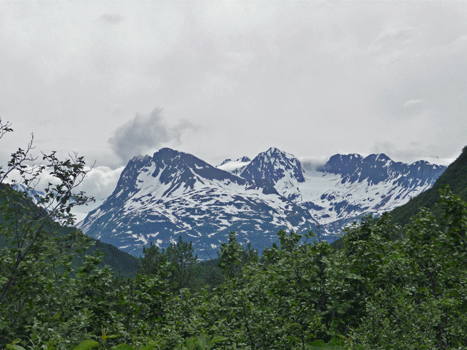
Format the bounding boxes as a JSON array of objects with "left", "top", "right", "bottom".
[{"left": 2, "top": 120, "right": 467, "bottom": 350}]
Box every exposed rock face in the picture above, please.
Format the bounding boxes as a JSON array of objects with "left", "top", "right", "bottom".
[
  {"left": 78, "top": 147, "right": 446, "bottom": 258},
  {"left": 78, "top": 148, "right": 316, "bottom": 258}
]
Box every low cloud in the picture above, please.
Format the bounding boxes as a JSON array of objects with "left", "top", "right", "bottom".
[
  {"left": 372, "top": 140, "right": 453, "bottom": 165},
  {"left": 298, "top": 156, "right": 328, "bottom": 171},
  {"left": 78, "top": 166, "right": 124, "bottom": 201},
  {"left": 3, "top": 163, "right": 124, "bottom": 224},
  {"left": 108, "top": 108, "right": 196, "bottom": 164},
  {"left": 373, "top": 140, "right": 421, "bottom": 162},
  {"left": 98, "top": 14, "right": 124, "bottom": 25},
  {"left": 3, "top": 163, "right": 123, "bottom": 201}
]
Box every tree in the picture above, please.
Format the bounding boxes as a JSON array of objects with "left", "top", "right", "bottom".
[
  {"left": 0, "top": 118, "right": 95, "bottom": 346},
  {"left": 165, "top": 236, "right": 198, "bottom": 292},
  {"left": 138, "top": 242, "right": 167, "bottom": 277},
  {"left": 218, "top": 232, "right": 258, "bottom": 279},
  {"left": 348, "top": 187, "right": 467, "bottom": 349}
]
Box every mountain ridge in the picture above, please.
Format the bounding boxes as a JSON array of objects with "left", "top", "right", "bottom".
[
  {"left": 79, "top": 148, "right": 318, "bottom": 258},
  {"left": 78, "top": 147, "right": 446, "bottom": 257}
]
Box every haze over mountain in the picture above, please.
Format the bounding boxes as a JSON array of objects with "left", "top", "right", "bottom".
[{"left": 78, "top": 147, "right": 445, "bottom": 258}]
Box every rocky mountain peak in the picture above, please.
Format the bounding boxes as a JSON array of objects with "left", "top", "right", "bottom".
[
  {"left": 241, "top": 147, "right": 305, "bottom": 184},
  {"left": 78, "top": 146, "right": 447, "bottom": 259},
  {"left": 320, "top": 152, "right": 445, "bottom": 186}
]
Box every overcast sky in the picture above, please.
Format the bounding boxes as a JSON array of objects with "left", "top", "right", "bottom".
[{"left": 1, "top": 1, "right": 467, "bottom": 218}]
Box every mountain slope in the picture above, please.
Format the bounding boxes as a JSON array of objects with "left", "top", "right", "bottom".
[
  {"left": 0, "top": 184, "right": 139, "bottom": 277},
  {"left": 78, "top": 148, "right": 317, "bottom": 258},
  {"left": 240, "top": 147, "right": 305, "bottom": 202},
  {"left": 79, "top": 147, "right": 446, "bottom": 257},
  {"left": 301, "top": 153, "right": 446, "bottom": 235},
  {"left": 228, "top": 148, "right": 445, "bottom": 238},
  {"left": 390, "top": 146, "right": 467, "bottom": 227}
]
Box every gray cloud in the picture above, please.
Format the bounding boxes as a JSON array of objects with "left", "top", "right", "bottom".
[
  {"left": 372, "top": 140, "right": 455, "bottom": 166},
  {"left": 108, "top": 108, "right": 195, "bottom": 164},
  {"left": 98, "top": 14, "right": 124, "bottom": 24}
]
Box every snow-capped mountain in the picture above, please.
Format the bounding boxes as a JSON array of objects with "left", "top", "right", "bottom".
[
  {"left": 221, "top": 149, "right": 445, "bottom": 236},
  {"left": 78, "top": 147, "right": 446, "bottom": 258},
  {"left": 78, "top": 148, "right": 316, "bottom": 258},
  {"left": 240, "top": 147, "right": 305, "bottom": 202},
  {"left": 297, "top": 154, "right": 445, "bottom": 235}
]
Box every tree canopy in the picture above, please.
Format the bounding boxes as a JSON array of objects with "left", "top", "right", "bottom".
[{"left": 2, "top": 118, "right": 467, "bottom": 349}]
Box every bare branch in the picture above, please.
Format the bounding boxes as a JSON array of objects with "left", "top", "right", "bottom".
[
  {"left": 0, "top": 133, "right": 39, "bottom": 185},
  {"left": 0, "top": 118, "right": 13, "bottom": 140}
]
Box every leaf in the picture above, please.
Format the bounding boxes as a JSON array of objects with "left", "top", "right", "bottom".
[
  {"left": 139, "top": 341, "right": 162, "bottom": 350},
  {"left": 308, "top": 339, "right": 326, "bottom": 347},
  {"left": 210, "top": 335, "right": 228, "bottom": 344},
  {"left": 72, "top": 340, "right": 99, "bottom": 350},
  {"left": 115, "top": 345, "right": 135, "bottom": 350},
  {"left": 7, "top": 345, "right": 26, "bottom": 350}
]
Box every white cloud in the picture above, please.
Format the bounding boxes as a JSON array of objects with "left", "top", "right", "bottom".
[
  {"left": 2, "top": 163, "right": 122, "bottom": 202},
  {"left": 1, "top": 162, "right": 123, "bottom": 225},
  {"left": 77, "top": 166, "right": 124, "bottom": 201},
  {"left": 403, "top": 99, "right": 424, "bottom": 108}
]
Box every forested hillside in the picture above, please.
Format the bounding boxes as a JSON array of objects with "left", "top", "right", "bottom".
[
  {"left": 2, "top": 120, "right": 467, "bottom": 349},
  {"left": 3, "top": 184, "right": 467, "bottom": 349},
  {"left": 390, "top": 146, "right": 467, "bottom": 227}
]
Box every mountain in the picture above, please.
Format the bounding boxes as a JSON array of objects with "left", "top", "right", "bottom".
[
  {"left": 320, "top": 153, "right": 444, "bottom": 187},
  {"left": 302, "top": 153, "right": 446, "bottom": 235},
  {"left": 221, "top": 148, "right": 446, "bottom": 238},
  {"left": 78, "top": 148, "right": 316, "bottom": 258},
  {"left": 64, "top": 226, "right": 139, "bottom": 278},
  {"left": 240, "top": 147, "right": 305, "bottom": 202},
  {"left": 0, "top": 184, "right": 139, "bottom": 277},
  {"left": 390, "top": 146, "right": 467, "bottom": 227},
  {"left": 78, "top": 147, "right": 446, "bottom": 257}
]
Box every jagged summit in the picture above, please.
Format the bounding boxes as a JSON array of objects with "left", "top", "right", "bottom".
[
  {"left": 79, "top": 146, "right": 447, "bottom": 258},
  {"left": 219, "top": 158, "right": 232, "bottom": 166},
  {"left": 319, "top": 153, "right": 445, "bottom": 186},
  {"left": 241, "top": 147, "right": 305, "bottom": 185},
  {"left": 150, "top": 148, "right": 246, "bottom": 188},
  {"left": 79, "top": 147, "right": 315, "bottom": 258}
]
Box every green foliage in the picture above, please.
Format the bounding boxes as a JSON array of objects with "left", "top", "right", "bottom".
[
  {"left": 347, "top": 187, "right": 467, "bottom": 349},
  {"left": 217, "top": 232, "right": 258, "bottom": 279},
  {"left": 0, "top": 120, "right": 98, "bottom": 347},
  {"left": 4, "top": 183, "right": 467, "bottom": 348},
  {"left": 72, "top": 340, "right": 99, "bottom": 350},
  {"left": 3, "top": 120, "right": 467, "bottom": 349},
  {"left": 178, "top": 332, "right": 227, "bottom": 350},
  {"left": 165, "top": 237, "right": 198, "bottom": 292},
  {"left": 138, "top": 236, "right": 199, "bottom": 292},
  {"left": 138, "top": 243, "right": 167, "bottom": 277}
]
